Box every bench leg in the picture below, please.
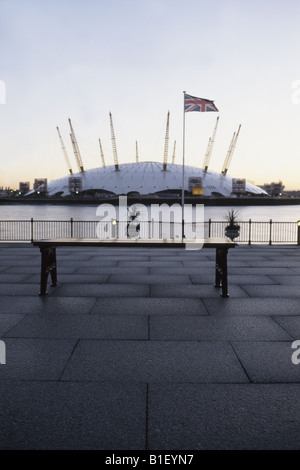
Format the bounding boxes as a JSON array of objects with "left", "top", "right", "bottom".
[
  {"left": 215, "top": 248, "right": 229, "bottom": 298},
  {"left": 39, "top": 247, "right": 57, "bottom": 296},
  {"left": 215, "top": 249, "right": 222, "bottom": 288}
]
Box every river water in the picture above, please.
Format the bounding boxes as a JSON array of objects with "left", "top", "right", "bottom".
[{"left": 0, "top": 203, "right": 300, "bottom": 222}]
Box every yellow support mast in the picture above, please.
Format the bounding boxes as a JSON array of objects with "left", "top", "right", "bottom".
[
  {"left": 221, "top": 124, "right": 241, "bottom": 175},
  {"left": 56, "top": 126, "right": 73, "bottom": 175},
  {"left": 109, "top": 112, "right": 119, "bottom": 171},
  {"left": 68, "top": 118, "right": 84, "bottom": 173},
  {"left": 163, "top": 111, "right": 170, "bottom": 171},
  {"left": 99, "top": 138, "right": 106, "bottom": 167},
  {"left": 203, "top": 116, "right": 219, "bottom": 172}
]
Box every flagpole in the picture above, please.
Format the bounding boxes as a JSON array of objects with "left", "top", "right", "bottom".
[{"left": 181, "top": 91, "right": 186, "bottom": 240}]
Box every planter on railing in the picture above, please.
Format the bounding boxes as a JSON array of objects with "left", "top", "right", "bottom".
[
  {"left": 224, "top": 209, "right": 240, "bottom": 241},
  {"left": 225, "top": 225, "right": 240, "bottom": 241}
]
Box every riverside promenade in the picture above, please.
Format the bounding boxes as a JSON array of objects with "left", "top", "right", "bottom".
[{"left": 0, "top": 242, "right": 300, "bottom": 450}]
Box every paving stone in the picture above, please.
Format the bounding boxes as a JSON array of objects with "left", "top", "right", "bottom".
[
  {"left": 77, "top": 266, "right": 150, "bottom": 274},
  {"left": 51, "top": 254, "right": 95, "bottom": 261},
  {"left": 0, "top": 257, "right": 41, "bottom": 266},
  {"left": 117, "top": 260, "right": 183, "bottom": 267},
  {"left": 4, "top": 313, "right": 148, "bottom": 340},
  {"left": 151, "top": 284, "right": 248, "bottom": 298},
  {"left": 190, "top": 274, "right": 277, "bottom": 285},
  {"left": 289, "top": 267, "right": 300, "bottom": 274},
  {"left": 88, "top": 255, "right": 151, "bottom": 261},
  {"left": 0, "top": 284, "right": 40, "bottom": 296},
  {"left": 169, "top": 255, "right": 212, "bottom": 261},
  {"left": 0, "top": 296, "right": 96, "bottom": 315},
  {"left": 269, "top": 275, "right": 300, "bottom": 285},
  {"left": 0, "top": 314, "right": 26, "bottom": 336},
  {"left": 228, "top": 267, "right": 295, "bottom": 275},
  {"left": 246, "top": 261, "right": 300, "bottom": 267},
  {"left": 0, "top": 248, "right": 34, "bottom": 254},
  {"left": 61, "top": 340, "right": 248, "bottom": 383},
  {"left": 24, "top": 274, "right": 110, "bottom": 284},
  {"left": 150, "top": 316, "right": 291, "bottom": 341},
  {"left": 203, "top": 298, "right": 300, "bottom": 316},
  {"left": 242, "top": 285, "right": 300, "bottom": 298},
  {"left": 90, "top": 297, "right": 207, "bottom": 316},
  {"left": 0, "top": 338, "right": 76, "bottom": 380},
  {"left": 0, "top": 255, "right": 35, "bottom": 262},
  {"left": 53, "top": 260, "right": 118, "bottom": 267},
  {"left": 52, "top": 284, "right": 150, "bottom": 298},
  {"left": 226, "top": 260, "right": 253, "bottom": 267},
  {"left": 148, "top": 384, "right": 300, "bottom": 449},
  {"left": 149, "top": 256, "right": 204, "bottom": 262},
  {"left": 230, "top": 274, "right": 277, "bottom": 284},
  {"left": 228, "top": 256, "right": 271, "bottom": 262},
  {"left": 150, "top": 266, "right": 215, "bottom": 275},
  {"left": 4, "top": 266, "right": 78, "bottom": 274},
  {"left": 0, "top": 381, "right": 146, "bottom": 449},
  {"left": 107, "top": 274, "right": 192, "bottom": 285},
  {"left": 186, "top": 274, "right": 216, "bottom": 284},
  {"left": 181, "top": 261, "right": 217, "bottom": 268},
  {"left": 0, "top": 273, "right": 33, "bottom": 283},
  {"left": 231, "top": 341, "right": 300, "bottom": 383},
  {"left": 272, "top": 316, "right": 300, "bottom": 338},
  {"left": 182, "top": 260, "right": 251, "bottom": 267}
]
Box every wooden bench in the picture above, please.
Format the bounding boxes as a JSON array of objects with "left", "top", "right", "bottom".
[{"left": 32, "top": 238, "right": 236, "bottom": 298}]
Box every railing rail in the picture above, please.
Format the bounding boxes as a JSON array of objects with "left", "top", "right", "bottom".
[{"left": 0, "top": 218, "right": 299, "bottom": 244}]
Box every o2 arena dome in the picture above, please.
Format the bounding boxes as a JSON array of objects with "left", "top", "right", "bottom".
[
  {"left": 32, "top": 115, "right": 268, "bottom": 198},
  {"left": 46, "top": 161, "right": 267, "bottom": 197}
]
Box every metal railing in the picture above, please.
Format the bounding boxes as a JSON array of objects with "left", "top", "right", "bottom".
[
  {"left": 0, "top": 218, "right": 299, "bottom": 244},
  {"left": 206, "top": 219, "right": 298, "bottom": 245}
]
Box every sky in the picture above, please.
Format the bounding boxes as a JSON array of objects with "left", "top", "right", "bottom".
[{"left": 1, "top": 0, "right": 300, "bottom": 190}]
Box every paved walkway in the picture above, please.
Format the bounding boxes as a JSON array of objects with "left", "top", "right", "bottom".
[{"left": 0, "top": 242, "right": 300, "bottom": 449}]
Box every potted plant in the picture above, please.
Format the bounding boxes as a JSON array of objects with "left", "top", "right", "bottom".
[
  {"left": 127, "top": 205, "right": 141, "bottom": 238},
  {"left": 224, "top": 209, "right": 240, "bottom": 240}
]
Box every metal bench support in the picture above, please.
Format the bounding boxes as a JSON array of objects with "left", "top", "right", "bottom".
[
  {"left": 39, "top": 247, "right": 57, "bottom": 296},
  {"left": 215, "top": 248, "right": 229, "bottom": 298}
]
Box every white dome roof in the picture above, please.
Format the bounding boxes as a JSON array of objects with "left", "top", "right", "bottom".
[{"left": 46, "top": 162, "right": 267, "bottom": 197}]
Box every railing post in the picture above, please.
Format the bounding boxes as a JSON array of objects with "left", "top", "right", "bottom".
[
  {"left": 248, "top": 219, "right": 252, "bottom": 245},
  {"left": 30, "top": 218, "right": 34, "bottom": 242},
  {"left": 297, "top": 221, "right": 300, "bottom": 245},
  {"left": 70, "top": 218, "right": 73, "bottom": 238},
  {"left": 269, "top": 219, "right": 272, "bottom": 245},
  {"left": 208, "top": 218, "right": 211, "bottom": 238}
]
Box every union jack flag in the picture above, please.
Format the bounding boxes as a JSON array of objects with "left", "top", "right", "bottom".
[{"left": 184, "top": 94, "right": 219, "bottom": 113}]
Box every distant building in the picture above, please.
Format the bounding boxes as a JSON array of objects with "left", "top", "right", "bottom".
[
  {"left": 19, "top": 182, "right": 30, "bottom": 194},
  {"left": 0, "top": 189, "right": 8, "bottom": 198},
  {"left": 68, "top": 176, "right": 82, "bottom": 194},
  {"left": 284, "top": 190, "right": 300, "bottom": 198},
  {"left": 232, "top": 178, "right": 246, "bottom": 196},
  {"left": 260, "top": 181, "right": 285, "bottom": 197},
  {"left": 33, "top": 178, "right": 48, "bottom": 195},
  {"left": 0, "top": 187, "right": 14, "bottom": 198},
  {"left": 188, "top": 177, "right": 203, "bottom": 195}
]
